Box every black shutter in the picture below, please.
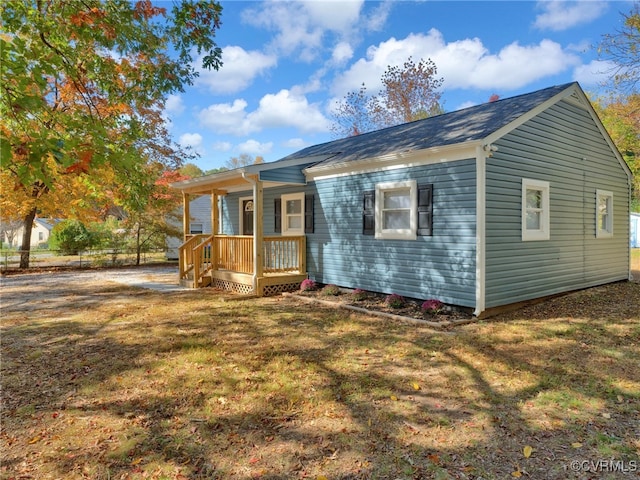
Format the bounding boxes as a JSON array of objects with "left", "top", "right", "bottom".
[
  {"left": 417, "top": 184, "right": 433, "bottom": 236},
  {"left": 363, "top": 190, "right": 375, "bottom": 235},
  {"left": 274, "top": 198, "right": 282, "bottom": 233},
  {"left": 304, "top": 194, "right": 314, "bottom": 233}
]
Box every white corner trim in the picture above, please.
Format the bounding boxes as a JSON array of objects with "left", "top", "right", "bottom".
[{"left": 474, "top": 146, "right": 486, "bottom": 317}]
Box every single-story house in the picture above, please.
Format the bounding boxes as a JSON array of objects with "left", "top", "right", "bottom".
[
  {"left": 171, "top": 82, "right": 632, "bottom": 317},
  {"left": 166, "top": 194, "right": 214, "bottom": 260},
  {"left": 3, "top": 218, "right": 62, "bottom": 249}
]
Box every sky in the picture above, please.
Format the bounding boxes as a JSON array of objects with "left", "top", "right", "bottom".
[{"left": 163, "top": 0, "right": 633, "bottom": 172}]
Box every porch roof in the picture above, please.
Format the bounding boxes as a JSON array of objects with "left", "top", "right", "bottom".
[{"left": 170, "top": 155, "right": 333, "bottom": 195}]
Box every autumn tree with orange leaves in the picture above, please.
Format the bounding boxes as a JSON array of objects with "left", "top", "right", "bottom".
[{"left": 0, "top": 0, "right": 223, "bottom": 267}]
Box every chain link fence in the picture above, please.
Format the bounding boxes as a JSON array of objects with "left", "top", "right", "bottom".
[{"left": 0, "top": 248, "right": 173, "bottom": 271}]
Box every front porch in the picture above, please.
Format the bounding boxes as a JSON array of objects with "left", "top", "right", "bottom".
[{"left": 178, "top": 234, "right": 307, "bottom": 296}]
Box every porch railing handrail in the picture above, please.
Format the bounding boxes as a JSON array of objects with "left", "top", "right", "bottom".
[
  {"left": 178, "top": 234, "right": 209, "bottom": 280},
  {"left": 181, "top": 234, "right": 306, "bottom": 286}
]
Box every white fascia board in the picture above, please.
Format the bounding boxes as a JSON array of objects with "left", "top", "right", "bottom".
[
  {"left": 304, "top": 141, "right": 482, "bottom": 181},
  {"left": 170, "top": 169, "right": 247, "bottom": 190}
]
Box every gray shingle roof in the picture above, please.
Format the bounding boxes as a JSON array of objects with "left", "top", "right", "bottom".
[{"left": 282, "top": 82, "right": 575, "bottom": 167}]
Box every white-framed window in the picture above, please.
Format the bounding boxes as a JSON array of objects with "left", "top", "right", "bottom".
[
  {"left": 375, "top": 180, "right": 417, "bottom": 240},
  {"left": 281, "top": 192, "right": 305, "bottom": 236},
  {"left": 596, "top": 189, "right": 613, "bottom": 238},
  {"left": 190, "top": 223, "right": 204, "bottom": 234},
  {"left": 522, "top": 178, "right": 550, "bottom": 241}
]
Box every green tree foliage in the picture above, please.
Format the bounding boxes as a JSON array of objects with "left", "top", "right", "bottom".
[
  {"left": 592, "top": 93, "right": 640, "bottom": 211},
  {"left": 0, "top": 0, "right": 223, "bottom": 267},
  {"left": 48, "top": 219, "right": 94, "bottom": 255},
  {"left": 331, "top": 57, "right": 444, "bottom": 138}
]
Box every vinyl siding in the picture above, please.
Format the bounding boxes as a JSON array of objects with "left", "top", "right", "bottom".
[
  {"left": 484, "top": 99, "right": 630, "bottom": 307},
  {"left": 308, "top": 160, "right": 477, "bottom": 307},
  {"left": 221, "top": 160, "right": 477, "bottom": 306}
]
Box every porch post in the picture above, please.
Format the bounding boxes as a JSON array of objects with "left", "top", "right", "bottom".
[
  {"left": 182, "top": 192, "right": 190, "bottom": 241},
  {"left": 211, "top": 190, "right": 219, "bottom": 273},
  {"left": 253, "top": 177, "right": 264, "bottom": 295}
]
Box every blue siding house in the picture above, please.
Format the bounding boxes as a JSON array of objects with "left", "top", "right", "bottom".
[{"left": 171, "top": 82, "right": 632, "bottom": 317}]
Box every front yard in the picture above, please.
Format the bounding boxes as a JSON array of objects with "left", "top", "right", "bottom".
[{"left": 1, "top": 270, "right": 638, "bottom": 479}]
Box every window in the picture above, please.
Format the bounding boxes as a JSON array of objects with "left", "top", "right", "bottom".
[
  {"left": 522, "top": 178, "right": 550, "bottom": 241},
  {"left": 190, "top": 223, "right": 203, "bottom": 235},
  {"left": 363, "top": 182, "right": 433, "bottom": 238},
  {"left": 281, "top": 193, "right": 304, "bottom": 236},
  {"left": 596, "top": 190, "right": 613, "bottom": 238},
  {"left": 274, "top": 194, "right": 314, "bottom": 235},
  {"left": 376, "top": 181, "right": 417, "bottom": 240}
]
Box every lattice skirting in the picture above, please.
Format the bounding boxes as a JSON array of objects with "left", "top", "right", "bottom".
[
  {"left": 211, "top": 278, "right": 300, "bottom": 296},
  {"left": 212, "top": 278, "right": 254, "bottom": 295},
  {"left": 262, "top": 283, "right": 300, "bottom": 296}
]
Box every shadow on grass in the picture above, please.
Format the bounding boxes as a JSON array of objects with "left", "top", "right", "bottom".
[{"left": 1, "top": 273, "right": 639, "bottom": 479}]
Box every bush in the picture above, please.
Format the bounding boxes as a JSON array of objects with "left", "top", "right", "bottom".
[
  {"left": 421, "top": 299, "right": 444, "bottom": 315},
  {"left": 351, "top": 288, "right": 368, "bottom": 301},
  {"left": 385, "top": 293, "right": 406, "bottom": 309},
  {"left": 300, "top": 278, "right": 318, "bottom": 292},
  {"left": 48, "top": 220, "right": 95, "bottom": 255},
  {"left": 320, "top": 284, "right": 340, "bottom": 296}
]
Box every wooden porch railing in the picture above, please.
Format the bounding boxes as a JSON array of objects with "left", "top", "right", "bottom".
[
  {"left": 178, "top": 234, "right": 209, "bottom": 281},
  {"left": 180, "top": 235, "right": 306, "bottom": 287}
]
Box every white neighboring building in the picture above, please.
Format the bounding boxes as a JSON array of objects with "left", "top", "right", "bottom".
[
  {"left": 3, "top": 218, "right": 62, "bottom": 248},
  {"left": 631, "top": 213, "right": 640, "bottom": 248},
  {"left": 166, "top": 195, "right": 212, "bottom": 260}
]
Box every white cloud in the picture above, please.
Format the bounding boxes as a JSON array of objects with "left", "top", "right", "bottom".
[
  {"left": 237, "top": 139, "right": 273, "bottom": 156},
  {"left": 196, "top": 46, "right": 277, "bottom": 94},
  {"left": 198, "top": 99, "right": 250, "bottom": 134},
  {"left": 283, "top": 138, "right": 307, "bottom": 149},
  {"left": 242, "top": 1, "right": 365, "bottom": 62},
  {"left": 572, "top": 59, "right": 617, "bottom": 87},
  {"left": 247, "top": 89, "right": 331, "bottom": 134},
  {"left": 533, "top": 1, "right": 608, "bottom": 31},
  {"left": 212, "top": 141, "right": 232, "bottom": 152},
  {"left": 331, "top": 41, "right": 354, "bottom": 65},
  {"left": 197, "top": 91, "right": 330, "bottom": 136},
  {"left": 165, "top": 94, "right": 185, "bottom": 115},
  {"left": 332, "top": 29, "right": 580, "bottom": 96},
  {"left": 179, "top": 133, "right": 204, "bottom": 155}
]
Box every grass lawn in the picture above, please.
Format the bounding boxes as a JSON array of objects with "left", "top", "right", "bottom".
[{"left": 1, "top": 272, "right": 639, "bottom": 479}]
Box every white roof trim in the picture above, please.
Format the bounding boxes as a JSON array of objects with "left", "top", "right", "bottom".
[{"left": 304, "top": 140, "right": 482, "bottom": 181}]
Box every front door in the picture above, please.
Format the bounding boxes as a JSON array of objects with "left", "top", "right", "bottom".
[{"left": 242, "top": 199, "right": 254, "bottom": 235}]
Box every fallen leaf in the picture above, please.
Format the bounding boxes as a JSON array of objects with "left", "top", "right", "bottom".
[
  {"left": 131, "top": 458, "right": 143, "bottom": 465},
  {"left": 28, "top": 436, "right": 41, "bottom": 444},
  {"left": 571, "top": 442, "right": 583, "bottom": 448},
  {"left": 317, "top": 476, "right": 329, "bottom": 480},
  {"left": 412, "top": 382, "right": 421, "bottom": 391},
  {"left": 511, "top": 470, "right": 522, "bottom": 477},
  {"left": 523, "top": 445, "right": 533, "bottom": 458},
  {"left": 390, "top": 395, "right": 398, "bottom": 401}
]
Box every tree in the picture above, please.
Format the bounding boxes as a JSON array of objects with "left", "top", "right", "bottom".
[
  {"left": 597, "top": 1, "right": 639, "bottom": 93},
  {"left": 331, "top": 57, "right": 444, "bottom": 138},
  {"left": 0, "top": 0, "right": 223, "bottom": 267},
  {"left": 591, "top": 93, "right": 640, "bottom": 211},
  {"left": 225, "top": 154, "right": 264, "bottom": 170},
  {"left": 49, "top": 220, "right": 94, "bottom": 255}
]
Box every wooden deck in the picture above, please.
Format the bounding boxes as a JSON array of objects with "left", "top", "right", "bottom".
[{"left": 179, "top": 235, "right": 307, "bottom": 296}]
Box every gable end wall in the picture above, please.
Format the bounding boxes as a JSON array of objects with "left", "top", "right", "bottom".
[{"left": 484, "top": 99, "right": 630, "bottom": 307}]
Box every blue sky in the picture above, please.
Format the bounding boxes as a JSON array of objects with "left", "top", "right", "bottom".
[{"left": 163, "top": 0, "right": 632, "bottom": 171}]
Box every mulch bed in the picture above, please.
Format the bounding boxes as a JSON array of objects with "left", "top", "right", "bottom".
[{"left": 292, "top": 286, "right": 473, "bottom": 324}]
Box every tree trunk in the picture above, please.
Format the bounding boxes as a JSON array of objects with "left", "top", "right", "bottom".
[
  {"left": 19, "top": 207, "right": 37, "bottom": 269},
  {"left": 135, "top": 224, "right": 142, "bottom": 266}
]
